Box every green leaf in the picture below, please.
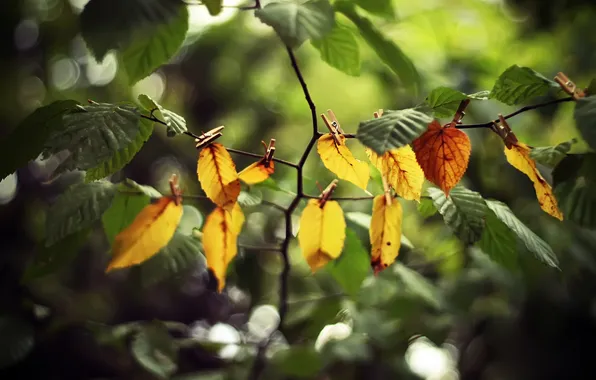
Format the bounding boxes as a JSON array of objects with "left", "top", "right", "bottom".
[
  {"left": 424, "top": 87, "right": 468, "bottom": 118},
  {"left": 102, "top": 192, "right": 151, "bottom": 245},
  {"left": 553, "top": 153, "right": 596, "bottom": 228},
  {"left": 132, "top": 321, "right": 178, "bottom": 379},
  {"left": 353, "top": 0, "right": 394, "bottom": 19},
  {"left": 138, "top": 94, "right": 187, "bottom": 137},
  {"left": 356, "top": 108, "right": 432, "bottom": 154},
  {"left": 203, "top": 0, "right": 223, "bottom": 16},
  {"left": 529, "top": 138, "right": 576, "bottom": 168},
  {"left": 586, "top": 78, "right": 596, "bottom": 96},
  {"left": 478, "top": 209, "right": 519, "bottom": 271},
  {"left": 489, "top": 65, "right": 558, "bottom": 105},
  {"left": 326, "top": 228, "right": 371, "bottom": 298},
  {"left": 336, "top": 1, "right": 420, "bottom": 92},
  {"left": 485, "top": 200, "right": 558, "bottom": 268},
  {"left": 428, "top": 186, "right": 488, "bottom": 244},
  {"left": 120, "top": 178, "right": 163, "bottom": 198},
  {"left": 467, "top": 90, "right": 490, "bottom": 100},
  {"left": 574, "top": 95, "right": 596, "bottom": 150},
  {"left": 21, "top": 228, "right": 91, "bottom": 283},
  {"left": 311, "top": 21, "right": 360, "bottom": 76},
  {"left": 255, "top": 0, "right": 335, "bottom": 48},
  {"left": 417, "top": 197, "right": 437, "bottom": 218},
  {"left": 237, "top": 189, "right": 263, "bottom": 208},
  {"left": 122, "top": 4, "right": 188, "bottom": 84},
  {"left": 272, "top": 346, "right": 323, "bottom": 378},
  {"left": 393, "top": 262, "right": 444, "bottom": 309},
  {"left": 85, "top": 118, "right": 154, "bottom": 181},
  {"left": 0, "top": 100, "right": 79, "bottom": 180},
  {"left": 80, "top": 0, "right": 187, "bottom": 63},
  {"left": 322, "top": 333, "right": 371, "bottom": 362},
  {"left": 0, "top": 316, "right": 35, "bottom": 369},
  {"left": 45, "top": 180, "right": 116, "bottom": 246},
  {"left": 139, "top": 233, "right": 206, "bottom": 287},
  {"left": 43, "top": 103, "right": 143, "bottom": 174}
]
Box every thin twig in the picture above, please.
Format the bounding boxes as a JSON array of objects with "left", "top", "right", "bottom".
[
  {"left": 226, "top": 147, "right": 299, "bottom": 169},
  {"left": 302, "top": 195, "right": 375, "bottom": 201},
  {"left": 182, "top": 0, "right": 260, "bottom": 10},
  {"left": 182, "top": 194, "right": 287, "bottom": 212},
  {"left": 239, "top": 244, "right": 283, "bottom": 252}
]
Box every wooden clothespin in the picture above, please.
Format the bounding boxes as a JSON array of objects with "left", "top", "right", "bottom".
[
  {"left": 373, "top": 109, "right": 384, "bottom": 118},
  {"left": 262, "top": 138, "right": 276, "bottom": 167},
  {"left": 195, "top": 126, "right": 224, "bottom": 149},
  {"left": 321, "top": 109, "right": 344, "bottom": 145},
  {"left": 492, "top": 114, "right": 518, "bottom": 149},
  {"left": 448, "top": 99, "right": 471, "bottom": 128},
  {"left": 381, "top": 175, "right": 392, "bottom": 206},
  {"left": 318, "top": 179, "right": 339, "bottom": 208},
  {"left": 554, "top": 72, "right": 585, "bottom": 100},
  {"left": 169, "top": 174, "right": 183, "bottom": 205}
]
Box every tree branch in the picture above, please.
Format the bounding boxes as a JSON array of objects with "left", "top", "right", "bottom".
[{"left": 225, "top": 147, "right": 299, "bottom": 169}]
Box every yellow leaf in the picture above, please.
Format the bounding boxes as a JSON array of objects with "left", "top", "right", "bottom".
[
  {"left": 197, "top": 143, "right": 241, "bottom": 211},
  {"left": 202, "top": 203, "right": 245, "bottom": 292},
  {"left": 238, "top": 159, "right": 274, "bottom": 185},
  {"left": 106, "top": 197, "right": 183, "bottom": 272},
  {"left": 366, "top": 145, "right": 424, "bottom": 201},
  {"left": 317, "top": 134, "right": 369, "bottom": 190},
  {"left": 504, "top": 142, "right": 563, "bottom": 220},
  {"left": 370, "top": 195, "right": 403, "bottom": 274},
  {"left": 298, "top": 199, "right": 346, "bottom": 272}
]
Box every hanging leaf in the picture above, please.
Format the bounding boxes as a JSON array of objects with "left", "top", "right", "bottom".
[
  {"left": 197, "top": 143, "right": 241, "bottom": 211},
  {"left": 428, "top": 186, "right": 487, "bottom": 244},
  {"left": 529, "top": 138, "right": 576, "bottom": 168},
  {"left": 43, "top": 102, "right": 144, "bottom": 174},
  {"left": 553, "top": 153, "right": 596, "bottom": 228},
  {"left": 393, "top": 263, "right": 444, "bottom": 310},
  {"left": 85, "top": 118, "right": 154, "bottom": 181},
  {"left": 504, "top": 142, "right": 563, "bottom": 220},
  {"left": 237, "top": 189, "right": 263, "bottom": 208},
  {"left": 272, "top": 346, "right": 323, "bottom": 379},
  {"left": 255, "top": 0, "right": 335, "bottom": 48},
  {"left": 485, "top": 200, "right": 558, "bottom": 268},
  {"left": 353, "top": 0, "right": 394, "bottom": 19},
  {"left": 335, "top": 1, "right": 420, "bottom": 92},
  {"left": 203, "top": 0, "right": 223, "bottom": 15},
  {"left": 311, "top": 21, "right": 360, "bottom": 76},
  {"left": 424, "top": 87, "right": 468, "bottom": 119},
  {"left": 357, "top": 109, "right": 433, "bottom": 155},
  {"left": 0, "top": 100, "right": 79, "bottom": 181},
  {"left": 478, "top": 209, "right": 519, "bottom": 271},
  {"left": 417, "top": 197, "right": 437, "bottom": 218},
  {"left": 366, "top": 145, "right": 424, "bottom": 201},
  {"left": 489, "top": 65, "right": 558, "bottom": 105},
  {"left": 574, "top": 95, "right": 596, "bottom": 150},
  {"left": 140, "top": 233, "right": 206, "bottom": 287},
  {"left": 317, "top": 134, "right": 369, "bottom": 190},
  {"left": 202, "top": 204, "right": 245, "bottom": 292},
  {"left": 138, "top": 94, "right": 187, "bottom": 137},
  {"left": 238, "top": 159, "right": 275, "bottom": 185},
  {"left": 45, "top": 180, "right": 116, "bottom": 246},
  {"left": 325, "top": 228, "right": 371, "bottom": 298},
  {"left": 370, "top": 195, "right": 403, "bottom": 274},
  {"left": 22, "top": 228, "right": 91, "bottom": 283},
  {"left": 298, "top": 199, "right": 346, "bottom": 272},
  {"left": 412, "top": 120, "right": 471, "bottom": 195},
  {"left": 119, "top": 178, "right": 163, "bottom": 198},
  {"left": 0, "top": 315, "right": 35, "bottom": 369},
  {"left": 106, "top": 196, "right": 183, "bottom": 272},
  {"left": 131, "top": 321, "right": 178, "bottom": 379}
]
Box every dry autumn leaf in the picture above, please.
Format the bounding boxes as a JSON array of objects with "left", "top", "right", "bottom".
[
  {"left": 366, "top": 145, "right": 424, "bottom": 201},
  {"left": 412, "top": 120, "right": 471, "bottom": 195},
  {"left": 238, "top": 159, "right": 275, "bottom": 185},
  {"left": 317, "top": 133, "right": 369, "bottom": 190},
  {"left": 504, "top": 142, "right": 563, "bottom": 220},
  {"left": 370, "top": 195, "right": 403, "bottom": 274},
  {"left": 202, "top": 203, "right": 245, "bottom": 292},
  {"left": 106, "top": 196, "right": 183, "bottom": 272},
  {"left": 298, "top": 199, "right": 346, "bottom": 272},
  {"left": 197, "top": 142, "right": 241, "bottom": 211}
]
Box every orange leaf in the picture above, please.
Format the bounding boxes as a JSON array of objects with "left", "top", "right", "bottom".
[
  {"left": 298, "top": 199, "right": 346, "bottom": 272},
  {"left": 106, "top": 196, "right": 183, "bottom": 272},
  {"left": 202, "top": 203, "right": 245, "bottom": 292},
  {"left": 412, "top": 120, "right": 471, "bottom": 195},
  {"left": 504, "top": 142, "right": 563, "bottom": 220},
  {"left": 366, "top": 145, "right": 424, "bottom": 201},
  {"left": 317, "top": 133, "right": 369, "bottom": 190},
  {"left": 238, "top": 159, "right": 275, "bottom": 185},
  {"left": 197, "top": 143, "right": 241, "bottom": 211},
  {"left": 370, "top": 195, "right": 403, "bottom": 274}
]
